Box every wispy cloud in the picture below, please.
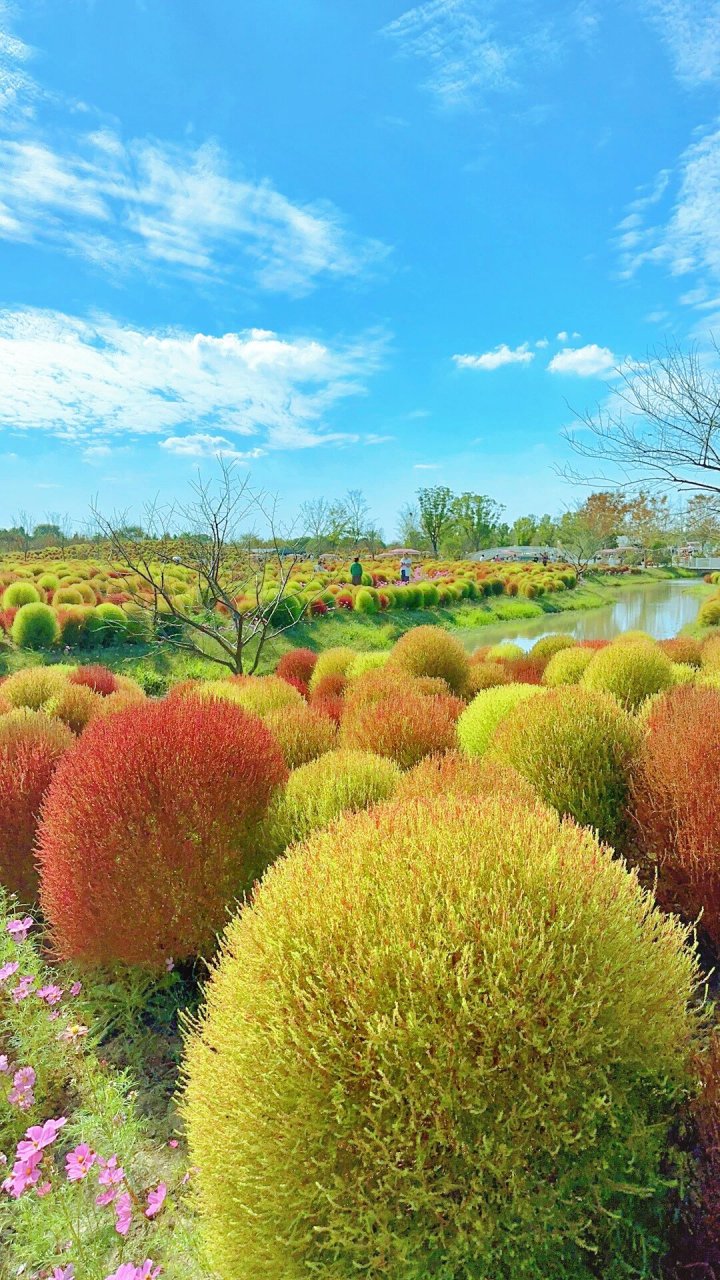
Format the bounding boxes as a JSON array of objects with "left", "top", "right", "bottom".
[
  {"left": 159, "top": 434, "right": 267, "bottom": 462},
  {"left": 0, "top": 132, "right": 388, "bottom": 294},
  {"left": 0, "top": 7, "right": 35, "bottom": 118},
  {"left": 547, "top": 343, "right": 615, "bottom": 375},
  {"left": 413, "top": 461, "right": 441, "bottom": 469},
  {"left": 381, "top": 0, "right": 597, "bottom": 111},
  {"left": 639, "top": 0, "right": 720, "bottom": 88},
  {"left": 453, "top": 342, "right": 534, "bottom": 370},
  {"left": 0, "top": 309, "right": 385, "bottom": 452},
  {"left": 616, "top": 124, "right": 720, "bottom": 289}
]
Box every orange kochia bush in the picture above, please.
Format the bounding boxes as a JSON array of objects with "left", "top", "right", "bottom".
[
  {"left": 37, "top": 699, "right": 287, "bottom": 968},
  {"left": 340, "top": 691, "right": 459, "bottom": 768},
  {"left": 276, "top": 647, "right": 317, "bottom": 692},
  {"left": 69, "top": 663, "right": 119, "bottom": 696},
  {"left": 631, "top": 686, "right": 720, "bottom": 945},
  {"left": 0, "top": 712, "right": 73, "bottom": 903}
]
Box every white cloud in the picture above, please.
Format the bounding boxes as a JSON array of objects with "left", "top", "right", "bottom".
[
  {"left": 0, "top": 309, "right": 384, "bottom": 451},
  {"left": 0, "top": 132, "right": 387, "bottom": 294},
  {"left": 547, "top": 343, "right": 616, "bottom": 375},
  {"left": 640, "top": 1, "right": 720, "bottom": 87},
  {"left": 159, "top": 434, "right": 266, "bottom": 461},
  {"left": 453, "top": 342, "right": 534, "bottom": 370},
  {"left": 0, "top": 8, "right": 35, "bottom": 118},
  {"left": 381, "top": 0, "right": 517, "bottom": 110},
  {"left": 556, "top": 330, "right": 568, "bottom": 340},
  {"left": 617, "top": 125, "right": 720, "bottom": 290},
  {"left": 413, "top": 462, "right": 441, "bottom": 469},
  {"left": 535, "top": 337, "right": 549, "bottom": 348}
]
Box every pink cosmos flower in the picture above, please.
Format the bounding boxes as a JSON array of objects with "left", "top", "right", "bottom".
[
  {"left": 52, "top": 1267, "right": 75, "bottom": 1280},
  {"left": 69, "top": 981, "right": 82, "bottom": 996},
  {"left": 16, "top": 1117, "right": 66, "bottom": 1160},
  {"left": 145, "top": 1182, "right": 166, "bottom": 1218},
  {"left": 36, "top": 1179, "right": 52, "bottom": 1197},
  {"left": 37, "top": 985, "right": 64, "bottom": 1006},
  {"left": 65, "top": 1144, "right": 96, "bottom": 1181},
  {"left": 0, "top": 960, "right": 19, "bottom": 982},
  {"left": 98, "top": 1154, "right": 124, "bottom": 1186},
  {"left": 13, "top": 1066, "right": 35, "bottom": 1091},
  {"left": 11, "top": 975, "right": 35, "bottom": 1002},
  {"left": 104, "top": 1266, "right": 137, "bottom": 1280},
  {"left": 48, "top": 1010, "right": 61, "bottom": 1022},
  {"left": 167, "top": 1138, "right": 178, "bottom": 1148},
  {"left": 2, "top": 1151, "right": 43, "bottom": 1198},
  {"left": 7, "top": 917, "right": 33, "bottom": 942},
  {"left": 59, "top": 1023, "right": 89, "bottom": 1043},
  {"left": 8, "top": 1086, "right": 34, "bottom": 1110},
  {"left": 165, "top": 958, "right": 174, "bottom": 972},
  {"left": 114, "top": 1190, "right": 132, "bottom": 1236},
  {"left": 0, "top": 1055, "right": 8, "bottom": 1073},
  {"left": 135, "top": 1264, "right": 162, "bottom": 1280}
]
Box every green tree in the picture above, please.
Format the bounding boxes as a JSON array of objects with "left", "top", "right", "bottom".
[
  {"left": 450, "top": 493, "right": 505, "bottom": 553},
  {"left": 417, "top": 486, "right": 454, "bottom": 557},
  {"left": 511, "top": 515, "right": 537, "bottom": 545},
  {"left": 684, "top": 494, "right": 720, "bottom": 551},
  {"left": 534, "top": 513, "right": 558, "bottom": 545}
]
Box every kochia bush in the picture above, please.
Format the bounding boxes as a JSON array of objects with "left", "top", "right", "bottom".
[
  {"left": 542, "top": 646, "right": 594, "bottom": 686},
  {"left": 582, "top": 641, "right": 673, "bottom": 710},
  {"left": 38, "top": 699, "right": 287, "bottom": 968},
  {"left": 390, "top": 625, "right": 470, "bottom": 696},
  {"left": 340, "top": 691, "right": 459, "bottom": 768},
  {"left": 0, "top": 710, "right": 73, "bottom": 902},
  {"left": 11, "top": 602, "right": 60, "bottom": 650},
  {"left": 457, "top": 684, "right": 543, "bottom": 758},
  {"left": 630, "top": 686, "right": 720, "bottom": 946},
  {"left": 277, "top": 749, "right": 401, "bottom": 844},
  {"left": 396, "top": 751, "right": 539, "bottom": 809},
  {"left": 183, "top": 797, "right": 699, "bottom": 1280},
  {"left": 262, "top": 703, "right": 337, "bottom": 770},
  {"left": 490, "top": 687, "right": 643, "bottom": 847},
  {"left": 276, "top": 647, "right": 317, "bottom": 690},
  {"left": 2, "top": 581, "right": 41, "bottom": 608}
]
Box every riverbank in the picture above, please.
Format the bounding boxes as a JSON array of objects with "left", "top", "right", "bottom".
[{"left": 0, "top": 567, "right": 702, "bottom": 688}]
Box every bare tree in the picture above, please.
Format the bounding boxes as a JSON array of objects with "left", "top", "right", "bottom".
[
  {"left": 92, "top": 462, "right": 313, "bottom": 676},
  {"left": 563, "top": 339, "right": 720, "bottom": 497},
  {"left": 12, "top": 509, "right": 35, "bottom": 560},
  {"left": 344, "top": 489, "right": 371, "bottom": 546}
]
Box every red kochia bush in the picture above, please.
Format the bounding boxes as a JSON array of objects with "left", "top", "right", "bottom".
[
  {"left": 276, "top": 647, "right": 317, "bottom": 689},
  {"left": 631, "top": 686, "right": 720, "bottom": 946},
  {"left": 340, "top": 692, "right": 458, "bottom": 768},
  {"left": 69, "top": 664, "right": 119, "bottom": 696},
  {"left": 37, "top": 699, "right": 287, "bottom": 968},
  {"left": 503, "top": 657, "right": 545, "bottom": 685},
  {"left": 0, "top": 713, "right": 74, "bottom": 903}
]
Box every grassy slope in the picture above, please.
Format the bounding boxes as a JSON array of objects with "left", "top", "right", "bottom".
[{"left": 0, "top": 567, "right": 700, "bottom": 686}]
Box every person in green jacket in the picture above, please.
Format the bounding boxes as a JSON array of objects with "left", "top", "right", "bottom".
[{"left": 350, "top": 556, "right": 363, "bottom": 586}]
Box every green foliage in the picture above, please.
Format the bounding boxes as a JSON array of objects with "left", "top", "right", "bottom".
[
  {"left": 11, "top": 602, "right": 60, "bottom": 650},
  {"left": 183, "top": 797, "right": 700, "bottom": 1280},
  {"left": 457, "top": 684, "right": 543, "bottom": 757},
  {"left": 274, "top": 748, "right": 401, "bottom": 844},
  {"left": 487, "top": 641, "right": 524, "bottom": 662},
  {"left": 542, "top": 646, "right": 594, "bottom": 686},
  {"left": 2, "top": 581, "right": 41, "bottom": 608},
  {"left": 489, "top": 686, "right": 643, "bottom": 847},
  {"left": 528, "top": 633, "right": 575, "bottom": 662},
  {"left": 582, "top": 641, "right": 674, "bottom": 710},
  {"left": 390, "top": 624, "right": 470, "bottom": 695},
  {"left": 308, "top": 646, "right": 357, "bottom": 690}
]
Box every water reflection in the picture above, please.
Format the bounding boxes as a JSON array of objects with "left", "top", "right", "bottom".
[{"left": 457, "top": 580, "right": 703, "bottom": 653}]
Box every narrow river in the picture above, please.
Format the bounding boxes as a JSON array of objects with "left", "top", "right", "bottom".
[{"left": 456, "top": 579, "right": 704, "bottom": 653}]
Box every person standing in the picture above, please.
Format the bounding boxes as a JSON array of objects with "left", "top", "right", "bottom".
[
  {"left": 350, "top": 556, "right": 363, "bottom": 587},
  {"left": 400, "top": 554, "right": 412, "bottom": 583}
]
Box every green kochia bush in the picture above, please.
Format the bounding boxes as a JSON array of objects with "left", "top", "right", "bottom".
[
  {"left": 489, "top": 687, "right": 643, "bottom": 847},
  {"left": 11, "top": 602, "right": 60, "bottom": 649},
  {"left": 582, "top": 642, "right": 673, "bottom": 710},
  {"left": 457, "top": 684, "right": 543, "bottom": 757},
  {"left": 274, "top": 748, "right": 401, "bottom": 844},
  {"left": 2, "top": 581, "right": 41, "bottom": 608},
  {"left": 183, "top": 797, "right": 700, "bottom": 1280}
]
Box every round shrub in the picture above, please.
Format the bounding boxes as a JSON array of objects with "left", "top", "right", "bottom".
[
  {"left": 262, "top": 703, "right": 337, "bottom": 770},
  {"left": 354, "top": 588, "right": 379, "bottom": 614},
  {"left": 11, "top": 602, "right": 60, "bottom": 650},
  {"left": 660, "top": 637, "right": 702, "bottom": 668},
  {"left": 46, "top": 683, "right": 104, "bottom": 734},
  {"left": 396, "top": 751, "right": 539, "bottom": 808},
  {"left": 543, "top": 646, "right": 594, "bottom": 687},
  {"left": 57, "top": 605, "right": 93, "bottom": 646},
  {"left": 2, "top": 581, "right": 41, "bottom": 608},
  {"left": 582, "top": 641, "right": 673, "bottom": 710},
  {"left": 630, "top": 686, "right": 720, "bottom": 946},
  {"left": 183, "top": 797, "right": 699, "bottom": 1280},
  {"left": 489, "top": 687, "right": 643, "bottom": 847},
  {"left": 457, "top": 684, "right": 543, "bottom": 758},
  {"left": 37, "top": 572, "right": 59, "bottom": 591},
  {"left": 345, "top": 651, "right": 390, "bottom": 679},
  {"left": 503, "top": 656, "right": 545, "bottom": 685},
  {"left": 53, "top": 586, "right": 85, "bottom": 607},
  {"left": 0, "top": 710, "right": 73, "bottom": 902},
  {"left": 217, "top": 676, "right": 305, "bottom": 718},
  {"left": 702, "top": 634, "right": 720, "bottom": 670},
  {"left": 277, "top": 749, "right": 401, "bottom": 844},
  {"left": 69, "top": 664, "right": 119, "bottom": 696},
  {"left": 670, "top": 661, "right": 696, "bottom": 686},
  {"left": 466, "top": 660, "right": 511, "bottom": 694},
  {"left": 528, "top": 633, "right": 575, "bottom": 663},
  {"left": 38, "top": 699, "right": 287, "bottom": 968},
  {"left": 89, "top": 601, "right": 128, "bottom": 643},
  {"left": 2, "top": 665, "right": 75, "bottom": 710},
  {"left": 276, "top": 648, "right": 317, "bottom": 690},
  {"left": 308, "top": 647, "right": 357, "bottom": 692},
  {"left": 699, "top": 598, "right": 720, "bottom": 628},
  {"left": 487, "top": 642, "right": 524, "bottom": 662},
  {"left": 390, "top": 625, "right": 470, "bottom": 696},
  {"left": 340, "top": 691, "right": 459, "bottom": 768}
]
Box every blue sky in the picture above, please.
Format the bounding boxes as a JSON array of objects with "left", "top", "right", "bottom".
[{"left": 0, "top": 0, "right": 719, "bottom": 536}]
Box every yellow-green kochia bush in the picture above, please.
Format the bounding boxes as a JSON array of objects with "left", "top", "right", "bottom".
[
  {"left": 390, "top": 624, "right": 471, "bottom": 696},
  {"left": 11, "top": 602, "right": 60, "bottom": 650},
  {"left": 582, "top": 641, "right": 673, "bottom": 710},
  {"left": 542, "top": 645, "right": 594, "bottom": 686},
  {"left": 489, "top": 687, "right": 644, "bottom": 847},
  {"left": 182, "top": 797, "right": 700, "bottom": 1280},
  {"left": 275, "top": 748, "right": 401, "bottom": 844},
  {"left": 456, "top": 683, "right": 543, "bottom": 757}
]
